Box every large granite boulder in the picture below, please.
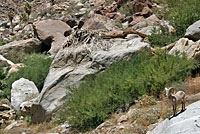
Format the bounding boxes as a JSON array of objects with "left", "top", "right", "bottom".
[
  {"left": 0, "top": 38, "right": 41, "bottom": 61},
  {"left": 11, "top": 78, "right": 39, "bottom": 112},
  {"left": 30, "top": 30, "right": 150, "bottom": 123},
  {"left": 185, "top": 20, "right": 200, "bottom": 41},
  {"left": 33, "top": 19, "right": 71, "bottom": 56},
  {"left": 148, "top": 100, "right": 200, "bottom": 134},
  {"left": 169, "top": 38, "right": 200, "bottom": 61}
]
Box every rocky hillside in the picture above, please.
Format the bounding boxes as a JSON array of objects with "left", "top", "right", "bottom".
[{"left": 1, "top": 0, "right": 200, "bottom": 134}]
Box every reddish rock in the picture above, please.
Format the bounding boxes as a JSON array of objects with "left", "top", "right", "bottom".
[
  {"left": 83, "top": 11, "right": 117, "bottom": 30},
  {"left": 139, "top": 6, "right": 153, "bottom": 17},
  {"left": 133, "top": 2, "right": 146, "bottom": 13},
  {"left": 82, "top": 18, "right": 106, "bottom": 30},
  {"left": 90, "top": 0, "right": 106, "bottom": 7},
  {"left": 105, "top": 12, "right": 125, "bottom": 20},
  {"left": 33, "top": 19, "right": 71, "bottom": 56},
  {"left": 130, "top": 16, "right": 145, "bottom": 26},
  {"left": 131, "top": 14, "right": 160, "bottom": 29},
  {"left": 116, "top": 0, "right": 128, "bottom": 5},
  {"left": 101, "top": 1, "right": 119, "bottom": 15},
  {"left": 134, "top": 0, "right": 153, "bottom": 7}
]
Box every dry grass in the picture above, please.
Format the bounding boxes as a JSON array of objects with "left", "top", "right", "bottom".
[{"left": 185, "top": 77, "right": 200, "bottom": 95}]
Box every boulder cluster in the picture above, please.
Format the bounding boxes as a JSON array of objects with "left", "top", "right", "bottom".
[{"left": 1, "top": 0, "right": 200, "bottom": 133}]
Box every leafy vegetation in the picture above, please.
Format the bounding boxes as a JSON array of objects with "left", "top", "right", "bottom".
[
  {"left": 150, "top": 0, "right": 200, "bottom": 46},
  {"left": 149, "top": 26, "right": 179, "bottom": 47},
  {"left": 61, "top": 49, "right": 198, "bottom": 131},
  {"left": 0, "top": 53, "right": 52, "bottom": 99}
]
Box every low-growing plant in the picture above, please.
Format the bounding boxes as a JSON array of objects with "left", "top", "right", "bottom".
[
  {"left": 62, "top": 49, "right": 198, "bottom": 131},
  {"left": 149, "top": 26, "right": 179, "bottom": 47},
  {"left": 0, "top": 67, "right": 8, "bottom": 98},
  {"left": 136, "top": 94, "right": 157, "bottom": 106},
  {"left": 1, "top": 53, "right": 52, "bottom": 99},
  {"left": 0, "top": 39, "right": 11, "bottom": 46},
  {"left": 150, "top": 0, "right": 200, "bottom": 46},
  {"left": 159, "top": 0, "right": 200, "bottom": 36}
]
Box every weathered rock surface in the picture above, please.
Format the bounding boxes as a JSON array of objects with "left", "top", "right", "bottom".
[
  {"left": 83, "top": 11, "right": 118, "bottom": 31},
  {"left": 33, "top": 19, "right": 71, "bottom": 56},
  {"left": 169, "top": 38, "right": 200, "bottom": 61},
  {"left": 30, "top": 29, "right": 150, "bottom": 123},
  {"left": 0, "top": 38, "right": 41, "bottom": 61},
  {"left": 0, "top": 104, "right": 11, "bottom": 111},
  {"left": 11, "top": 78, "right": 39, "bottom": 112},
  {"left": 148, "top": 100, "right": 200, "bottom": 134},
  {"left": 185, "top": 20, "right": 200, "bottom": 41}
]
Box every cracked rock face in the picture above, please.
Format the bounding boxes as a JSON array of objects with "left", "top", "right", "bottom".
[
  {"left": 148, "top": 100, "right": 200, "bottom": 134},
  {"left": 0, "top": 38, "right": 41, "bottom": 61},
  {"left": 30, "top": 29, "right": 150, "bottom": 123},
  {"left": 185, "top": 20, "right": 200, "bottom": 41},
  {"left": 169, "top": 38, "right": 200, "bottom": 61}
]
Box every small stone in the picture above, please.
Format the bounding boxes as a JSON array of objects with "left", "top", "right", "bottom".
[
  {"left": 4, "top": 121, "right": 18, "bottom": 130},
  {"left": 118, "top": 115, "right": 128, "bottom": 123},
  {"left": 0, "top": 104, "right": 11, "bottom": 111}
]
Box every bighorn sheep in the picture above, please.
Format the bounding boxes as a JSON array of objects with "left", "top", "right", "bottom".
[{"left": 165, "top": 87, "right": 186, "bottom": 116}]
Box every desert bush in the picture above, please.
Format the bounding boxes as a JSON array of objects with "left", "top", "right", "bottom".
[
  {"left": 159, "top": 0, "right": 200, "bottom": 36},
  {"left": 149, "top": 26, "right": 179, "bottom": 47},
  {"left": 150, "top": 0, "right": 200, "bottom": 46},
  {"left": 136, "top": 94, "right": 157, "bottom": 106},
  {"left": 1, "top": 53, "right": 52, "bottom": 99},
  {"left": 0, "top": 67, "right": 8, "bottom": 98},
  {"left": 63, "top": 49, "right": 197, "bottom": 131}
]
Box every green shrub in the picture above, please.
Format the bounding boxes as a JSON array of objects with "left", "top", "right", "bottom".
[
  {"left": 2, "top": 53, "right": 52, "bottom": 99},
  {"left": 159, "top": 0, "right": 200, "bottom": 36},
  {"left": 63, "top": 50, "right": 197, "bottom": 131},
  {"left": 150, "top": 0, "right": 200, "bottom": 46},
  {"left": 0, "top": 67, "right": 7, "bottom": 97},
  {"left": 136, "top": 94, "right": 157, "bottom": 106},
  {"left": 149, "top": 26, "right": 179, "bottom": 47}
]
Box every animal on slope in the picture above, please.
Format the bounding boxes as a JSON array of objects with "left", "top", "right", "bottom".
[{"left": 165, "top": 87, "right": 186, "bottom": 116}]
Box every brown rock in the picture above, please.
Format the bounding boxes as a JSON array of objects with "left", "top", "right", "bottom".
[
  {"left": 101, "top": 1, "right": 119, "bottom": 15},
  {"left": 90, "top": 0, "right": 106, "bottom": 7},
  {"left": 130, "top": 16, "right": 145, "bottom": 26},
  {"left": 133, "top": 2, "right": 146, "bottom": 13},
  {"left": 82, "top": 18, "right": 106, "bottom": 30},
  {"left": 105, "top": 12, "right": 126, "bottom": 20},
  {"left": 116, "top": 0, "right": 128, "bottom": 5},
  {"left": 138, "top": 6, "right": 153, "bottom": 17},
  {"left": 132, "top": 14, "right": 160, "bottom": 29},
  {"left": 83, "top": 11, "right": 117, "bottom": 30},
  {"left": 33, "top": 19, "right": 71, "bottom": 56},
  {"left": 118, "top": 115, "right": 128, "bottom": 123},
  {"left": 0, "top": 38, "right": 41, "bottom": 61}
]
